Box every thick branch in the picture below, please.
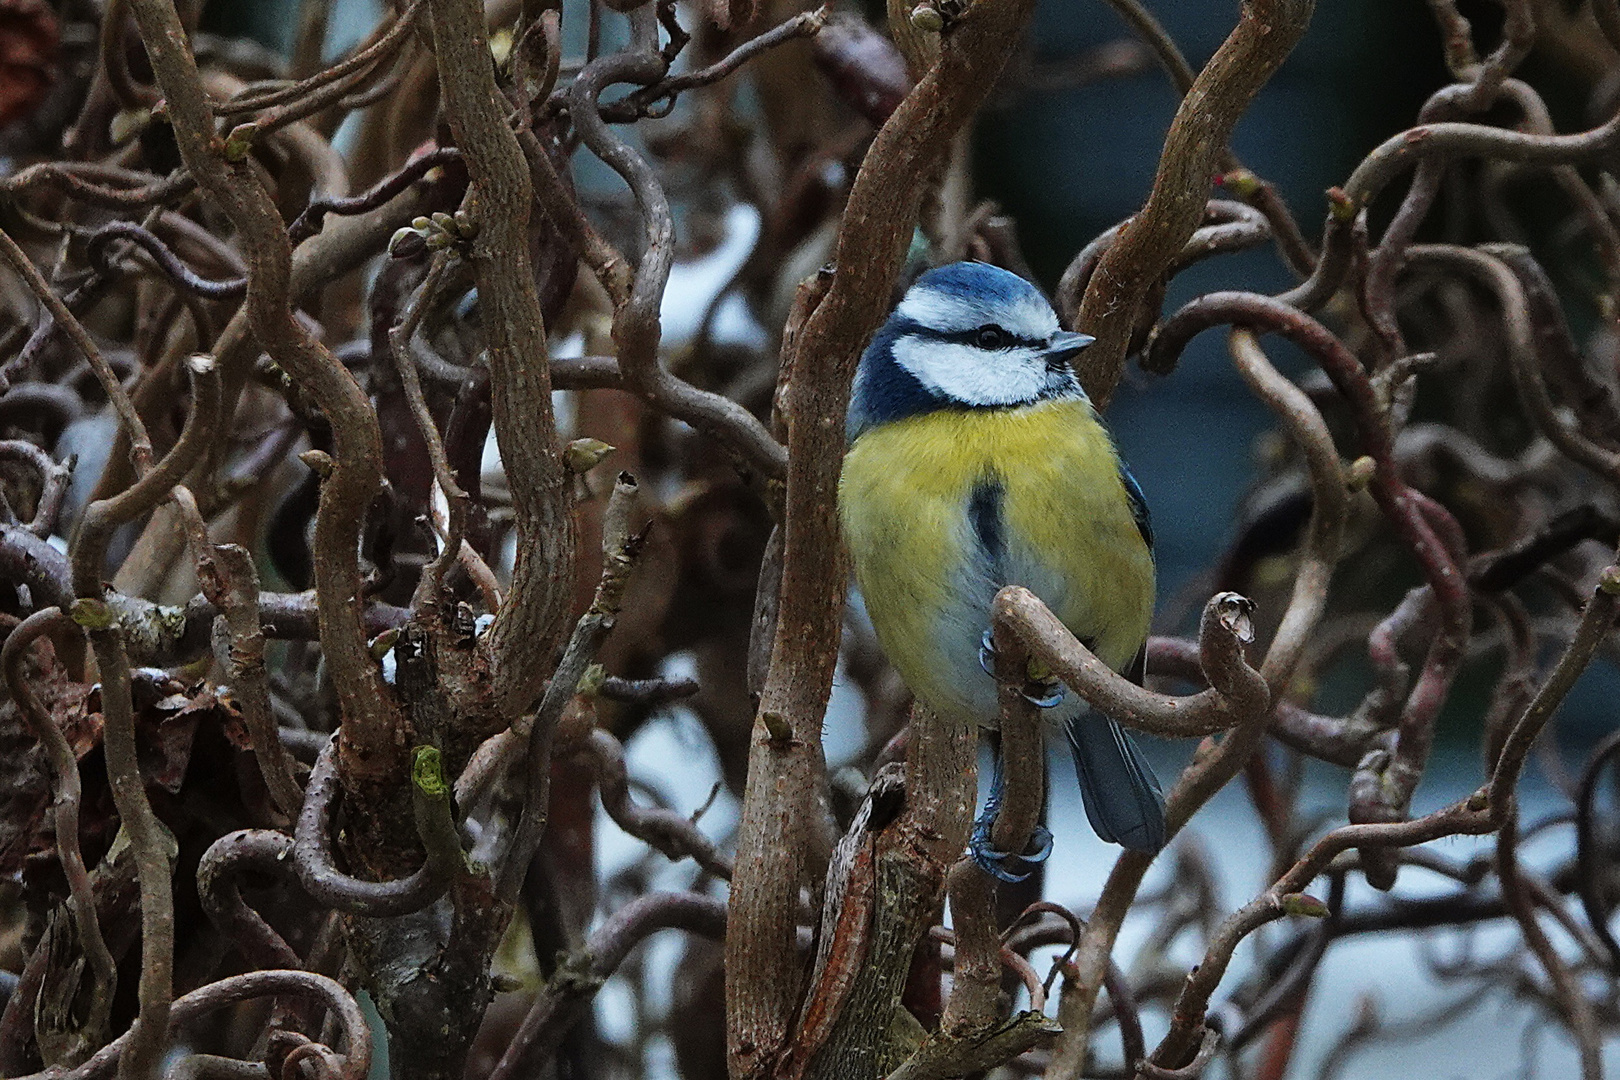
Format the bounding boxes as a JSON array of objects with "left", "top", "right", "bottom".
[
  {"left": 1075, "top": 0, "right": 1315, "bottom": 405},
  {"left": 426, "top": 0, "right": 576, "bottom": 719},
  {"left": 126, "top": 0, "right": 402, "bottom": 780},
  {"left": 726, "top": 0, "right": 1040, "bottom": 1069}
]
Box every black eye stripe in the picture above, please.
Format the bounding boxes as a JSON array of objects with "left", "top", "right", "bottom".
[{"left": 920, "top": 326, "right": 1041, "bottom": 349}]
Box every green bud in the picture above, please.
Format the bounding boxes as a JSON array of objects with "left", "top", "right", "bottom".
[
  {"left": 761, "top": 711, "right": 792, "bottom": 742},
  {"left": 222, "top": 127, "right": 255, "bottom": 163},
  {"left": 368, "top": 628, "right": 400, "bottom": 660},
  {"left": 412, "top": 745, "right": 449, "bottom": 799},
  {"left": 68, "top": 597, "right": 117, "bottom": 630},
  {"left": 1346, "top": 455, "right": 1376, "bottom": 492},
  {"left": 299, "top": 449, "right": 334, "bottom": 477},
  {"left": 1219, "top": 168, "right": 1262, "bottom": 198},
  {"left": 109, "top": 108, "right": 150, "bottom": 146},
  {"left": 909, "top": 2, "right": 944, "bottom": 31},
  {"left": 390, "top": 226, "right": 427, "bottom": 258},
  {"left": 1327, "top": 186, "right": 1356, "bottom": 222},
  {"left": 1280, "top": 892, "right": 1330, "bottom": 918}
]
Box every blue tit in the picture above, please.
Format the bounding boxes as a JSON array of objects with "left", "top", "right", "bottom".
[{"left": 838, "top": 261, "right": 1165, "bottom": 872}]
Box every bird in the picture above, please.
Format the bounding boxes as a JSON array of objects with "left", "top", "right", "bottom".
[{"left": 838, "top": 261, "right": 1165, "bottom": 876}]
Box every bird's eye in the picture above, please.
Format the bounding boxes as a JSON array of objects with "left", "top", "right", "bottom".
[{"left": 975, "top": 324, "right": 1009, "bottom": 349}]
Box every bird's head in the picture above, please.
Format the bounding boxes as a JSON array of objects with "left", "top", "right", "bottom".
[{"left": 848, "top": 262, "right": 1093, "bottom": 440}]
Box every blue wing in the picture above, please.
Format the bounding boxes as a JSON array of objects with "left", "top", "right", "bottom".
[{"left": 1120, "top": 464, "right": 1153, "bottom": 550}]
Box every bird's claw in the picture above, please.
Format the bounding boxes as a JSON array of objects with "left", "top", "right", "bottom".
[
  {"left": 1021, "top": 680, "right": 1065, "bottom": 708},
  {"left": 969, "top": 815, "right": 1054, "bottom": 883},
  {"left": 979, "top": 630, "right": 1065, "bottom": 707}
]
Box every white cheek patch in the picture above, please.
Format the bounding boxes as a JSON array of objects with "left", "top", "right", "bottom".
[
  {"left": 891, "top": 336, "right": 1052, "bottom": 406},
  {"left": 896, "top": 285, "right": 1062, "bottom": 340}
]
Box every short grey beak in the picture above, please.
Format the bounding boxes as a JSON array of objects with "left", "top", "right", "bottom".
[{"left": 1043, "top": 330, "right": 1095, "bottom": 364}]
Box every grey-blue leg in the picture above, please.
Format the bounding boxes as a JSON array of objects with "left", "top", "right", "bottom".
[
  {"left": 969, "top": 744, "right": 1054, "bottom": 882},
  {"left": 1063, "top": 710, "right": 1166, "bottom": 853},
  {"left": 978, "top": 629, "right": 1063, "bottom": 708}
]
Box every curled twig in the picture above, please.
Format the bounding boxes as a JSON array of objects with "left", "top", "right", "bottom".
[
  {"left": 992, "top": 587, "right": 1268, "bottom": 740},
  {"left": 0, "top": 441, "right": 74, "bottom": 538},
  {"left": 292, "top": 738, "right": 448, "bottom": 918},
  {"left": 581, "top": 727, "right": 732, "bottom": 879},
  {"left": 82, "top": 220, "right": 247, "bottom": 299},
  {"left": 289, "top": 148, "right": 461, "bottom": 243},
  {"left": 485, "top": 892, "right": 726, "bottom": 1080},
  {"left": 16, "top": 970, "right": 370, "bottom": 1080},
  {"left": 196, "top": 830, "right": 301, "bottom": 970}
]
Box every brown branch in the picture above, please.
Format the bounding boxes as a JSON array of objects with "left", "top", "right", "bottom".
[
  {"left": 0, "top": 226, "right": 151, "bottom": 466},
  {"left": 216, "top": 1, "right": 419, "bottom": 120},
  {"left": 0, "top": 441, "right": 73, "bottom": 537},
  {"left": 940, "top": 857, "right": 1005, "bottom": 1039},
  {"left": 1497, "top": 810, "right": 1603, "bottom": 1080},
  {"left": 1229, "top": 329, "right": 1346, "bottom": 692},
  {"left": 18, "top": 971, "right": 371, "bottom": 1080},
  {"left": 426, "top": 0, "right": 577, "bottom": 721},
  {"left": 79, "top": 616, "right": 170, "bottom": 1080},
  {"left": 1489, "top": 564, "right": 1620, "bottom": 816},
  {"left": 992, "top": 588, "right": 1267, "bottom": 739},
  {"left": 1341, "top": 107, "right": 1620, "bottom": 216},
  {"left": 169, "top": 485, "right": 305, "bottom": 820},
  {"left": 1, "top": 521, "right": 412, "bottom": 663},
  {"left": 1575, "top": 731, "right": 1620, "bottom": 973},
  {"left": 883, "top": 1012, "right": 1059, "bottom": 1080},
  {"left": 292, "top": 738, "right": 447, "bottom": 917},
  {"left": 0, "top": 163, "right": 195, "bottom": 210},
  {"left": 597, "top": 8, "right": 830, "bottom": 121},
  {"left": 1074, "top": 0, "right": 1315, "bottom": 405},
  {"left": 485, "top": 892, "right": 726, "bottom": 1080},
  {"left": 1144, "top": 798, "right": 1494, "bottom": 1070},
  {"left": 126, "top": 0, "right": 403, "bottom": 783},
  {"left": 1138, "top": 1027, "right": 1220, "bottom": 1079},
  {"left": 386, "top": 250, "right": 469, "bottom": 605},
  {"left": 1046, "top": 591, "right": 1277, "bottom": 1074},
  {"left": 566, "top": 14, "right": 788, "bottom": 484},
  {"left": 726, "top": 0, "right": 1042, "bottom": 1066},
  {"left": 51, "top": 350, "right": 220, "bottom": 1080},
  {"left": 71, "top": 354, "right": 220, "bottom": 605},
  {"left": 1407, "top": 243, "right": 1620, "bottom": 485},
  {"left": 580, "top": 727, "right": 733, "bottom": 879},
  {"left": 196, "top": 830, "right": 302, "bottom": 970},
  {"left": 288, "top": 147, "right": 461, "bottom": 243},
  {"left": 1147, "top": 292, "right": 1471, "bottom": 854}
]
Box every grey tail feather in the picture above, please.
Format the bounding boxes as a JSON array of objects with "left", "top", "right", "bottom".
[{"left": 1064, "top": 711, "right": 1166, "bottom": 853}]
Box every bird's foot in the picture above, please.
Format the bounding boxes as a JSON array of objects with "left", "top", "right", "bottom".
[
  {"left": 978, "top": 628, "right": 997, "bottom": 676},
  {"left": 1021, "top": 680, "right": 1065, "bottom": 708},
  {"left": 969, "top": 812, "right": 1054, "bottom": 883},
  {"left": 979, "top": 630, "right": 1065, "bottom": 708}
]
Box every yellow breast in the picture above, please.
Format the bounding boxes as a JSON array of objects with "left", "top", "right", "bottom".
[{"left": 839, "top": 399, "right": 1154, "bottom": 724}]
